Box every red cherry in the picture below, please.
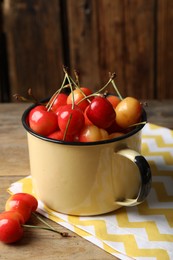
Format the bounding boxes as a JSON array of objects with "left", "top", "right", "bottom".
[
  {"left": 0, "top": 211, "right": 24, "bottom": 243},
  {"left": 86, "top": 96, "right": 116, "bottom": 129},
  {"left": 58, "top": 104, "right": 85, "bottom": 135},
  {"left": 29, "top": 105, "right": 58, "bottom": 136},
  {"left": 54, "top": 105, "right": 65, "bottom": 117},
  {"left": 50, "top": 93, "right": 67, "bottom": 112},
  {"left": 48, "top": 130, "right": 75, "bottom": 142},
  {"left": 6, "top": 193, "right": 38, "bottom": 213},
  {"left": 106, "top": 119, "right": 124, "bottom": 134},
  {"left": 84, "top": 106, "right": 93, "bottom": 126},
  {"left": 5, "top": 193, "right": 38, "bottom": 223},
  {"left": 67, "top": 87, "right": 93, "bottom": 111},
  {"left": 5, "top": 201, "right": 31, "bottom": 223}
]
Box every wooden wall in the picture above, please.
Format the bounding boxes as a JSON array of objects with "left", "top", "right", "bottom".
[{"left": 0, "top": 0, "right": 173, "bottom": 102}]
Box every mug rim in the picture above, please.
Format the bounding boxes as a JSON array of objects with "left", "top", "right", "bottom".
[{"left": 22, "top": 102, "right": 147, "bottom": 146}]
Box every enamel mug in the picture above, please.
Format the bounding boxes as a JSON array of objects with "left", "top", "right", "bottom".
[{"left": 22, "top": 104, "right": 151, "bottom": 216}]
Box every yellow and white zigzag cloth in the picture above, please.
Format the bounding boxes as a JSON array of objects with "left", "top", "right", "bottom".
[{"left": 8, "top": 123, "right": 173, "bottom": 260}]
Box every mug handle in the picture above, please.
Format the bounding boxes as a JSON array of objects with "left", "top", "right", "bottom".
[{"left": 115, "top": 148, "right": 152, "bottom": 206}]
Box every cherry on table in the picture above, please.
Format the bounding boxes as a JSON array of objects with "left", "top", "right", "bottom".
[
  {"left": 5, "top": 193, "right": 38, "bottom": 223},
  {"left": 0, "top": 211, "right": 24, "bottom": 243}
]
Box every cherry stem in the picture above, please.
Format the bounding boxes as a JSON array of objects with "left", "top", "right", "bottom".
[
  {"left": 31, "top": 212, "right": 70, "bottom": 237},
  {"left": 46, "top": 74, "right": 68, "bottom": 111},
  {"left": 32, "top": 212, "right": 54, "bottom": 230},
  {"left": 13, "top": 89, "right": 40, "bottom": 104},
  {"left": 77, "top": 72, "right": 116, "bottom": 105},
  {"left": 67, "top": 73, "right": 91, "bottom": 104},
  {"left": 13, "top": 94, "right": 30, "bottom": 102},
  {"left": 110, "top": 78, "right": 123, "bottom": 100},
  {"left": 23, "top": 224, "right": 70, "bottom": 237},
  {"left": 74, "top": 70, "right": 80, "bottom": 87},
  {"left": 63, "top": 67, "right": 75, "bottom": 109},
  {"left": 76, "top": 88, "right": 91, "bottom": 105},
  {"left": 28, "top": 88, "right": 39, "bottom": 103},
  {"left": 13, "top": 93, "right": 38, "bottom": 103},
  {"left": 63, "top": 113, "right": 72, "bottom": 141},
  {"left": 94, "top": 72, "right": 116, "bottom": 94},
  {"left": 127, "top": 121, "right": 147, "bottom": 129}
]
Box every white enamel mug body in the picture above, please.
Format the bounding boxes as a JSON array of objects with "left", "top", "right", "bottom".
[{"left": 22, "top": 104, "right": 151, "bottom": 216}]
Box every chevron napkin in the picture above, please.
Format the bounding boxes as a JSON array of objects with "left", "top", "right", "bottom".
[{"left": 8, "top": 123, "right": 173, "bottom": 260}]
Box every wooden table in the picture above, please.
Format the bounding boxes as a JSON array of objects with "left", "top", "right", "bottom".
[{"left": 0, "top": 101, "right": 173, "bottom": 260}]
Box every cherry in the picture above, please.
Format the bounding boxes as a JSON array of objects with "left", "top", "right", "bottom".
[
  {"left": 79, "top": 125, "right": 109, "bottom": 142},
  {"left": 6, "top": 193, "right": 38, "bottom": 212},
  {"left": 50, "top": 93, "right": 67, "bottom": 112},
  {"left": 0, "top": 211, "right": 24, "bottom": 243},
  {"left": 115, "top": 97, "right": 142, "bottom": 128},
  {"left": 5, "top": 193, "right": 38, "bottom": 223},
  {"left": 54, "top": 105, "right": 65, "bottom": 117},
  {"left": 67, "top": 87, "right": 93, "bottom": 111},
  {"left": 106, "top": 95, "right": 120, "bottom": 108},
  {"left": 0, "top": 193, "right": 71, "bottom": 244},
  {"left": 29, "top": 105, "right": 58, "bottom": 136},
  {"left": 58, "top": 104, "right": 85, "bottom": 135},
  {"left": 86, "top": 96, "right": 116, "bottom": 129},
  {"left": 84, "top": 106, "right": 93, "bottom": 126},
  {"left": 106, "top": 120, "right": 124, "bottom": 135},
  {"left": 109, "top": 132, "right": 124, "bottom": 139},
  {"left": 5, "top": 200, "right": 31, "bottom": 223},
  {"left": 48, "top": 130, "right": 75, "bottom": 142},
  {"left": 20, "top": 69, "right": 145, "bottom": 143}
]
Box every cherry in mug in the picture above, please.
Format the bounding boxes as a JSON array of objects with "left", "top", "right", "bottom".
[
  {"left": 21, "top": 70, "right": 151, "bottom": 215},
  {"left": 22, "top": 70, "right": 144, "bottom": 143}
]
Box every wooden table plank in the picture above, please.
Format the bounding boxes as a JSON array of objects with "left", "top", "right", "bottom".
[
  {"left": 0, "top": 103, "right": 30, "bottom": 176},
  {"left": 144, "top": 99, "right": 173, "bottom": 129},
  {"left": 0, "top": 101, "right": 173, "bottom": 260}
]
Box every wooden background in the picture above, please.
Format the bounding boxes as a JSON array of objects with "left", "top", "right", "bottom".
[{"left": 0, "top": 0, "right": 173, "bottom": 102}]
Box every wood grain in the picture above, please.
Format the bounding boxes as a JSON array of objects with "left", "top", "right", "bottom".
[
  {"left": 157, "top": 0, "right": 173, "bottom": 99},
  {"left": 2, "top": 0, "right": 173, "bottom": 101},
  {"left": 0, "top": 0, "right": 10, "bottom": 102},
  {"left": 67, "top": 0, "right": 101, "bottom": 91},
  {"left": 3, "top": 0, "right": 64, "bottom": 101},
  {"left": 66, "top": 0, "right": 155, "bottom": 98}
]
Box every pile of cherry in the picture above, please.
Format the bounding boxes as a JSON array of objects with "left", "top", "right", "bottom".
[
  {"left": 0, "top": 193, "right": 69, "bottom": 244},
  {"left": 28, "top": 71, "right": 144, "bottom": 142}
]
